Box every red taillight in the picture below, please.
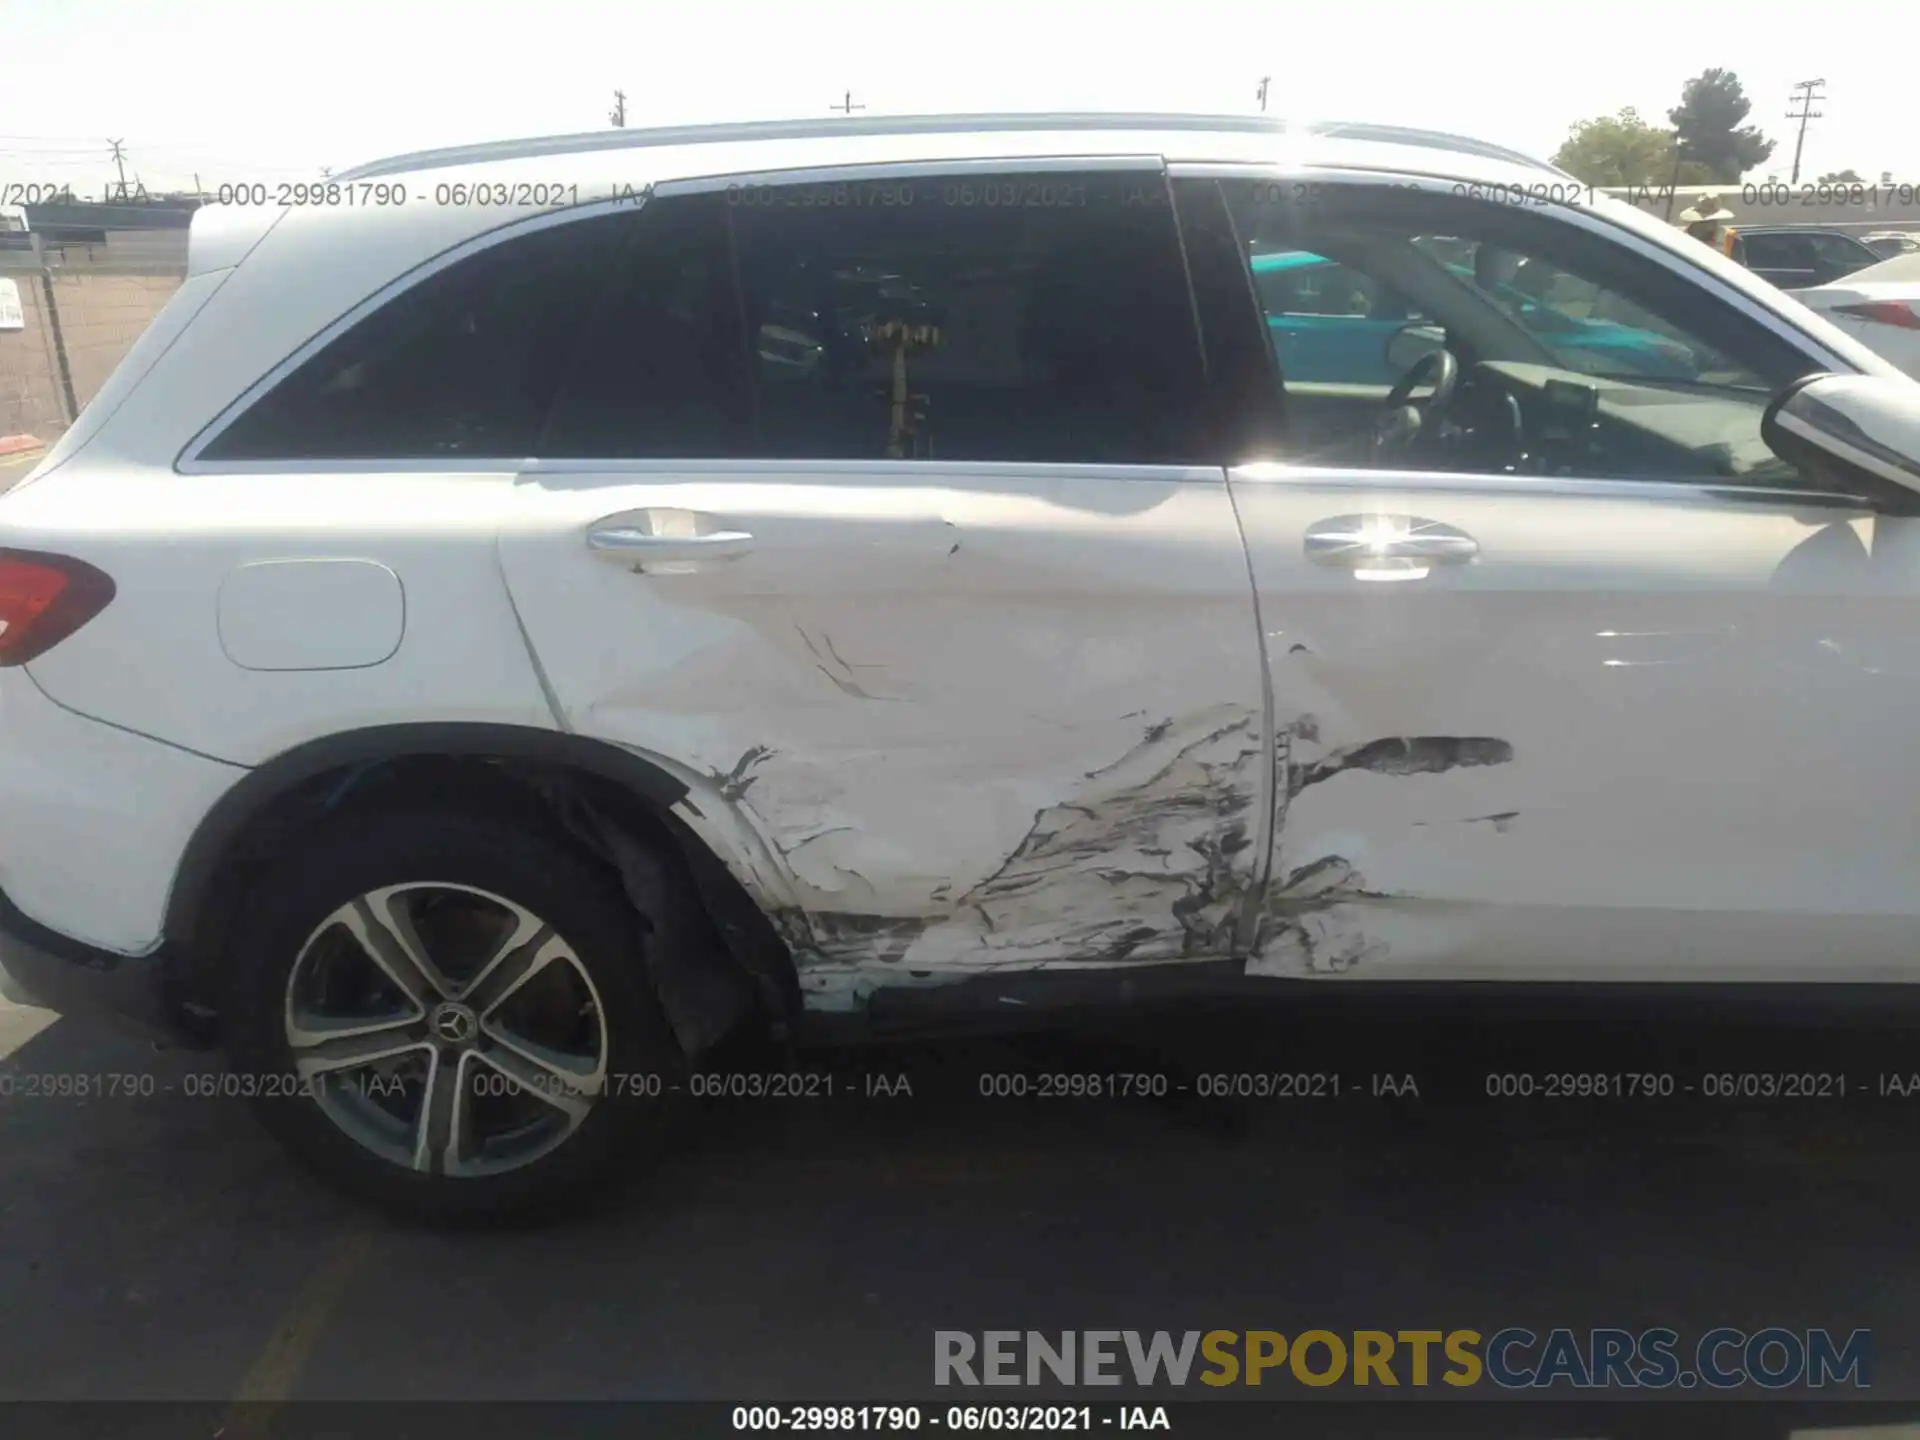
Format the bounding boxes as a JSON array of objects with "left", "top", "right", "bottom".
[
  {"left": 0, "top": 549, "right": 116, "bottom": 666},
  {"left": 1834, "top": 301, "right": 1920, "bottom": 331}
]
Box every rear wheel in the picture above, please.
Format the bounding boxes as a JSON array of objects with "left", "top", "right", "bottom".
[{"left": 224, "top": 807, "right": 687, "bottom": 1222}]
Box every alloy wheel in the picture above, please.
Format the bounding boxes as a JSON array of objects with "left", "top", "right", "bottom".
[{"left": 282, "top": 882, "right": 610, "bottom": 1177}]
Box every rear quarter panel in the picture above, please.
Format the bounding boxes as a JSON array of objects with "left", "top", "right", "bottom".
[{"left": 3, "top": 469, "right": 554, "bottom": 765}]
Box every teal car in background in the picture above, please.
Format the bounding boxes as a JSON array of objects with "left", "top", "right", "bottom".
[{"left": 1250, "top": 248, "right": 1703, "bottom": 384}]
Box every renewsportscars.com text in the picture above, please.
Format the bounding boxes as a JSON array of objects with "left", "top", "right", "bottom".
[{"left": 934, "top": 1328, "right": 1871, "bottom": 1390}]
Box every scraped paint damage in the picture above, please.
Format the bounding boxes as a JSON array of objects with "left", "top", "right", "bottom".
[
  {"left": 758, "top": 706, "right": 1266, "bottom": 1006},
  {"left": 712, "top": 709, "right": 1516, "bottom": 1007},
  {"left": 1250, "top": 720, "right": 1515, "bottom": 976}
]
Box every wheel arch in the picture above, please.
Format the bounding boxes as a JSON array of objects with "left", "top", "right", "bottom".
[{"left": 162, "top": 721, "right": 801, "bottom": 1037}]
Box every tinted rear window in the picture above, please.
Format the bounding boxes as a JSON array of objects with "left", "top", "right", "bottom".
[{"left": 200, "top": 214, "right": 635, "bottom": 462}]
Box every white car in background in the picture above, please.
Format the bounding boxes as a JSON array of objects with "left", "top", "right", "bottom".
[
  {"left": 1861, "top": 232, "right": 1920, "bottom": 261},
  {"left": 1791, "top": 250, "right": 1920, "bottom": 380},
  {"left": 6, "top": 113, "right": 1920, "bottom": 1223}
]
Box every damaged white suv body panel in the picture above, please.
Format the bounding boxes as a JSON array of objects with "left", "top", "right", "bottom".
[
  {"left": 1235, "top": 466, "right": 1920, "bottom": 984},
  {"left": 499, "top": 463, "right": 1266, "bottom": 1010},
  {"left": 9, "top": 111, "right": 1920, "bottom": 1048}
]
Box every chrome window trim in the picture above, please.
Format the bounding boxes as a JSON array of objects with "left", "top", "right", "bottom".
[
  {"left": 516, "top": 458, "right": 1223, "bottom": 483},
  {"left": 1169, "top": 161, "right": 1869, "bottom": 377},
  {"left": 1227, "top": 461, "right": 1872, "bottom": 511},
  {"left": 181, "top": 458, "right": 533, "bottom": 477},
  {"left": 179, "top": 155, "right": 1172, "bottom": 475},
  {"left": 654, "top": 153, "right": 1164, "bottom": 197},
  {"left": 179, "top": 456, "right": 1227, "bottom": 485},
  {"left": 174, "top": 452, "right": 1872, "bottom": 512}
]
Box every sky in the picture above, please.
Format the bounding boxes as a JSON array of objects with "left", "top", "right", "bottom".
[{"left": 3, "top": 0, "right": 1915, "bottom": 195}]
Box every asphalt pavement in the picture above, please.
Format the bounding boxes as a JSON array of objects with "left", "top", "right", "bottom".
[{"left": 6, "top": 974, "right": 1920, "bottom": 1434}]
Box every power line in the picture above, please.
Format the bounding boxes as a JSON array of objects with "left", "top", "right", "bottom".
[
  {"left": 106, "top": 138, "right": 131, "bottom": 200},
  {"left": 830, "top": 90, "right": 865, "bottom": 116},
  {"left": 1786, "top": 78, "right": 1826, "bottom": 185}
]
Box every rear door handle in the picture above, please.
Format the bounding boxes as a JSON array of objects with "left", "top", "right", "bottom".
[
  {"left": 586, "top": 527, "right": 754, "bottom": 562},
  {"left": 1304, "top": 515, "right": 1477, "bottom": 577}
]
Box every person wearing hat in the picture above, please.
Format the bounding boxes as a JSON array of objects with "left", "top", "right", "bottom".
[{"left": 1678, "top": 193, "right": 1736, "bottom": 249}]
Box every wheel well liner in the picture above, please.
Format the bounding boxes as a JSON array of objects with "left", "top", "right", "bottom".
[
  {"left": 163, "top": 723, "right": 800, "bottom": 1030},
  {"left": 165, "top": 723, "right": 689, "bottom": 944}
]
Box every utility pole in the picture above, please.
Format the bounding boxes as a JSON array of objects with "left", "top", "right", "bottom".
[
  {"left": 609, "top": 89, "right": 627, "bottom": 128},
  {"left": 106, "top": 138, "right": 130, "bottom": 201},
  {"left": 1256, "top": 77, "right": 1270, "bottom": 112},
  {"left": 1663, "top": 137, "right": 1689, "bottom": 222},
  {"left": 830, "top": 90, "right": 865, "bottom": 116},
  {"left": 1787, "top": 78, "right": 1825, "bottom": 185}
]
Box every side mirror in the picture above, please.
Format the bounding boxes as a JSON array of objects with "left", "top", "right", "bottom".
[
  {"left": 1385, "top": 322, "right": 1447, "bottom": 373},
  {"left": 1762, "top": 373, "right": 1920, "bottom": 500}
]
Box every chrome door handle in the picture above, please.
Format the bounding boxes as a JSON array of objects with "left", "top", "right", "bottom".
[
  {"left": 587, "top": 527, "right": 754, "bottom": 561},
  {"left": 1304, "top": 515, "right": 1477, "bottom": 575}
]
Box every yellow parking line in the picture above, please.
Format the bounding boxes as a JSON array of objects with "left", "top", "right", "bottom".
[{"left": 220, "top": 1229, "right": 376, "bottom": 1435}]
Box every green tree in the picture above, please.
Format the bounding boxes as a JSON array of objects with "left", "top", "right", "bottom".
[
  {"left": 1552, "top": 107, "right": 1714, "bottom": 186},
  {"left": 1668, "top": 69, "right": 1775, "bottom": 181},
  {"left": 1818, "top": 168, "right": 1864, "bottom": 184}
]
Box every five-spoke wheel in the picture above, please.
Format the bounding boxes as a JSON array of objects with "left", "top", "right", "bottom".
[
  {"left": 224, "top": 806, "right": 687, "bottom": 1221},
  {"left": 285, "top": 883, "right": 608, "bottom": 1178}
]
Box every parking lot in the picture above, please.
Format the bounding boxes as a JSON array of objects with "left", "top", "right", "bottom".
[{"left": 6, "top": 977, "right": 1920, "bottom": 1423}]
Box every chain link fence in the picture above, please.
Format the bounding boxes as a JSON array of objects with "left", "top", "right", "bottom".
[{"left": 0, "top": 203, "right": 191, "bottom": 444}]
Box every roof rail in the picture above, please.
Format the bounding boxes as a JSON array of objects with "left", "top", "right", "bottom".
[
  {"left": 1302, "top": 122, "right": 1573, "bottom": 180},
  {"left": 336, "top": 112, "right": 1570, "bottom": 183}
]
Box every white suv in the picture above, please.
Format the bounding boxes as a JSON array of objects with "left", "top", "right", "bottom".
[{"left": 4, "top": 113, "right": 1919, "bottom": 1221}]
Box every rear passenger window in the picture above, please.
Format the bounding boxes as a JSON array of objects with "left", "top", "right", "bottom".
[
  {"left": 538, "top": 196, "right": 747, "bottom": 457},
  {"left": 724, "top": 171, "right": 1208, "bottom": 463},
  {"left": 202, "top": 172, "right": 1211, "bottom": 467},
  {"left": 200, "top": 214, "right": 636, "bottom": 462}
]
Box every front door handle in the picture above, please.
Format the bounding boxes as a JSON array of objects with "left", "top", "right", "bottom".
[
  {"left": 586, "top": 527, "right": 754, "bottom": 562},
  {"left": 1304, "top": 515, "right": 1477, "bottom": 579}
]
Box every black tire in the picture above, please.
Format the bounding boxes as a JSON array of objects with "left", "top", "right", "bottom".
[{"left": 223, "top": 805, "right": 688, "bottom": 1223}]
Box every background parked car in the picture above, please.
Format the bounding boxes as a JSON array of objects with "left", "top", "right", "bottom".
[
  {"left": 1862, "top": 231, "right": 1920, "bottom": 261},
  {"left": 1788, "top": 249, "right": 1920, "bottom": 379},
  {"left": 1726, "top": 226, "right": 1882, "bottom": 289},
  {"left": 1251, "top": 247, "right": 1702, "bottom": 384}
]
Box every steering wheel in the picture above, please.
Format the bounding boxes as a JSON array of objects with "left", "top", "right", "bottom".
[
  {"left": 1384, "top": 348, "right": 1460, "bottom": 412},
  {"left": 1373, "top": 348, "right": 1461, "bottom": 458}
]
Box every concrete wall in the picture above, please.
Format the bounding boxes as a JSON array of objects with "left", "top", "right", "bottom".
[{"left": 0, "top": 238, "right": 185, "bottom": 443}]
